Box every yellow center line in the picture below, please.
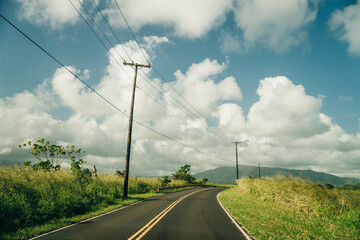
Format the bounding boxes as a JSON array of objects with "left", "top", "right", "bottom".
[{"left": 128, "top": 188, "right": 209, "bottom": 240}]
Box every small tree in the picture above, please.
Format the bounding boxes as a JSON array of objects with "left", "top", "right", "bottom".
[
  {"left": 172, "top": 164, "right": 196, "bottom": 184},
  {"left": 115, "top": 170, "right": 125, "bottom": 177},
  {"left": 19, "top": 139, "right": 86, "bottom": 173},
  {"left": 159, "top": 176, "right": 171, "bottom": 186},
  {"left": 201, "top": 178, "right": 208, "bottom": 185}
]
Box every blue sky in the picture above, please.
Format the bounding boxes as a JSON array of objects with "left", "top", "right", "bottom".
[{"left": 0, "top": 0, "right": 359, "bottom": 178}]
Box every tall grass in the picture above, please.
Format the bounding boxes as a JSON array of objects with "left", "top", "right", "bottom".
[
  {"left": 219, "top": 176, "right": 360, "bottom": 240},
  {"left": 0, "top": 166, "right": 168, "bottom": 239}
]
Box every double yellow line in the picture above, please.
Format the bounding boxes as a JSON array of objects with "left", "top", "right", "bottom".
[{"left": 128, "top": 188, "right": 208, "bottom": 240}]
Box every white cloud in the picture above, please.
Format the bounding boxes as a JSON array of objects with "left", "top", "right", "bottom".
[
  {"left": 15, "top": 0, "right": 83, "bottom": 30},
  {"left": 142, "top": 36, "right": 170, "bottom": 51},
  {"left": 232, "top": 0, "right": 318, "bottom": 52},
  {"left": 171, "top": 59, "right": 242, "bottom": 115},
  {"left": 0, "top": 147, "right": 11, "bottom": 155},
  {"left": 246, "top": 76, "right": 328, "bottom": 138},
  {"left": 338, "top": 96, "right": 354, "bottom": 101},
  {"left": 329, "top": 0, "right": 360, "bottom": 55},
  {"left": 1, "top": 37, "right": 360, "bottom": 178},
  {"left": 104, "top": 0, "right": 233, "bottom": 39}
]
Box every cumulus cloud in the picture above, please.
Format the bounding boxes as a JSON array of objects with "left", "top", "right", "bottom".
[
  {"left": 15, "top": 0, "right": 83, "bottom": 29},
  {"left": 171, "top": 59, "right": 242, "bottom": 114},
  {"left": 104, "top": 0, "right": 233, "bottom": 39},
  {"left": 246, "top": 76, "right": 328, "bottom": 138},
  {"left": 0, "top": 38, "right": 242, "bottom": 175},
  {"left": 329, "top": 0, "right": 360, "bottom": 55},
  {"left": 1, "top": 36, "right": 360, "bottom": 177},
  {"left": 231, "top": 0, "right": 318, "bottom": 52}
]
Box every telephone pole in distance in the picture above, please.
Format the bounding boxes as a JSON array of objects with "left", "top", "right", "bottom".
[
  {"left": 232, "top": 141, "right": 241, "bottom": 180},
  {"left": 123, "top": 61, "right": 150, "bottom": 198}
]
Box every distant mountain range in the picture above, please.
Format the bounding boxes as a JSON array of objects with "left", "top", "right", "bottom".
[{"left": 193, "top": 165, "right": 360, "bottom": 186}]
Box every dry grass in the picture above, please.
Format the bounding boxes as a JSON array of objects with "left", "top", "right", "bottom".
[
  {"left": 0, "top": 166, "right": 184, "bottom": 239},
  {"left": 219, "top": 176, "right": 360, "bottom": 240}
]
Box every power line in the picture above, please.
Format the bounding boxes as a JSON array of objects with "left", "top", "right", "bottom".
[
  {"left": 151, "top": 66, "right": 235, "bottom": 140},
  {"left": 0, "top": 13, "right": 124, "bottom": 115},
  {"left": 80, "top": 0, "right": 232, "bottom": 143},
  {"left": 72, "top": 0, "right": 220, "bottom": 140},
  {"left": 0, "top": 13, "right": 232, "bottom": 164},
  {"left": 72, "top": 0, "right": 125, "bottom": 62},
  {"left": 69, "top": 0, "right": 126, "bottom": 71},
  {"left": 112, "top": 1, "right": 235, "bottom": 142},
  {"left": 70, "top": 0, "right": 230, "bottom": 142},
  {"left": 136, "top": 85, "right": 228, "bottom": 146},
  {"left": 138, "top": 69, "right": 234, "bottom": 142},
  {"left": 113, "top": 0, "right": 149, "bottom": 64},
  {"left": 91, "top": 0, "right": 133, "bottom": 62}
]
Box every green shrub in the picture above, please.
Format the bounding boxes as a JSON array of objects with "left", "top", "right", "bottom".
[{"left": 0, "top": 167, "right": 160, "bottom": 238}]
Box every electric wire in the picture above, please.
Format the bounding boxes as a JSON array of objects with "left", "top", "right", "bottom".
[
  {"left": 138, "top": 69, "right": 234, "bottom": 142},
  {"left": 69, "top": 0, "right": 126, "bottom": 75},
  {"left": 79, "top": 0, "right": 232, "bottom": 142},
  {"left": 112, "top": 1, "right": 235, "bottom": 141},
  {"left": 151, "top": 66, "right": 235, "bottom": 140},
  {"left": 73, "top": 0, "right": 207, "bottom": 136},
  {"left": 0, "top": 13, "right": 233, "bottom": 163},
  {"left": 70, "top": 0, "right": 225, "bottom": 143},
  {"left": 91, "top": 0, "right": 133, "bottom": 62},
  {"left": 113, "top": 0, "right": 149, "bottom": 64},
  {"left": 136, "top": 85, "right": 228, "bottom": 146},
  {"left": 73, "top": 0, "right": 126, "bottom": 62}
]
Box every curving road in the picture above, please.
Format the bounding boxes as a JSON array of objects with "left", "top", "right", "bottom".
[{"left": 33, "top": 188, "right": 249, "bottom": 240}]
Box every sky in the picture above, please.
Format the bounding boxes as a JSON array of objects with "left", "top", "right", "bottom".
[{"left": 0, "top": 0, "right": 360, "bottom": 178}]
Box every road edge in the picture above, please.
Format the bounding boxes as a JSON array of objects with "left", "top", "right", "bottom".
[
  {"left": 29, "top": 199, "right": 145, "bottom": 240},
  {"left": 216, "top": 192, "right": 253, "bottom": 240}
]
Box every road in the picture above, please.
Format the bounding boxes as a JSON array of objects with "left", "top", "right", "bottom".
[{"left": 33, "top": 188, "right": 249, "bottom": 240}]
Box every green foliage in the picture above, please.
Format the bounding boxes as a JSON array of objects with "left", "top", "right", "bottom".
[
  {"left": 159, "top": 176, "right": 171, "bottom": 186},
  {"left": 19, "top": 139, "right": 86, "bottom": 176},
  {"left": 219, "top": 176, "right": 360, "bottom": 240},
  {"left": 0, "top": 167, "right": 162, "bottom": 239},
  {"left": 70, "top": 157, "right": 90, "bottom": 183},
  {"left": 115, "top": 170, "right": 125, "bottom": 177},
  {"left": 172, "top": 164, "right": 195, "bottom": 184},
  {"left": 200, "top": 178, "right": 208, "bottom": 184}
]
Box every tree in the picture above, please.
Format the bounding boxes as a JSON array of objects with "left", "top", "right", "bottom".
[
  {"left": 172, "top": 164, "right": 195, "bottom": 184},
  {"left": 19, "top": 139, "right": 85, "bottom": 173},
  {"left": 201, "top": 178, "right": 208, "bottom": 185},
  {"left": 159, "top": 176, "right": 171, "bottom": 186},
  {"left": 115, "top": 170, "right": 125, "bottom": 177}
]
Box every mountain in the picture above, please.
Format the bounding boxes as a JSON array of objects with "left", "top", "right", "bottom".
[{"left": 193, "top": 165, "right": 360, "bottom": 186}]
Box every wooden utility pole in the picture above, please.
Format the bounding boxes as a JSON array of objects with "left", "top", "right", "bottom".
[
  {"left": 123, "top": 61, "right": 150, "bottom": 198},
  {"left": 232, "top": 142, "right": 241, "bottom": 180},
  {"left": 258, "top": 163, "right": 261, "bottom": 178}
]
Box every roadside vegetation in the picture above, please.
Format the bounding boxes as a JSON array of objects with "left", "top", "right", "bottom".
[
  {"left": 219, "top": 176, "right": 360, "bottom": 240},
  {"left": 0, "top": 167, "right": 161, "bottom": 239},
  {"left": 0, "top": 139, "right": 211, "bottom": 239}
]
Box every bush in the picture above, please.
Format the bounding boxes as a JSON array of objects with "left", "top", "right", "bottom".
[
  {"left": 159, "top": 176, "right": 171, "bottom": 186},
  {"left": 172, "top": 164, "right": 195, "bottom": 184}
]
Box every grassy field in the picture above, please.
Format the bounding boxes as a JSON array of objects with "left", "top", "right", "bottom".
[
  {"left": 0, "top": 166, "right": 189, "bottom": 239},
  {"left": 219, "top": 176, "right": 360, "bottom": 240}
]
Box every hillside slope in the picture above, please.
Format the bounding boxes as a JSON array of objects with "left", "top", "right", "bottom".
[
  {"left": 194, "top": 165, "right": 360, "bottom": 186},
  {"left": 218, "top": 177, "right": 360, "bottom": 239}
]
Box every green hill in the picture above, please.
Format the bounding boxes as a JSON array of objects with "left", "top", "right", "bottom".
[{"left": 194, "top": 165, "right": 360, "bottom": 186}]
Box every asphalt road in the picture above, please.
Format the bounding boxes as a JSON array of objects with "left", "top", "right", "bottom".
[{"left": 33, "top": 188, "right": 248, "bottom": 240}]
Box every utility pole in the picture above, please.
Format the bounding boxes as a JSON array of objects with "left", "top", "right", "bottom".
[
  {"left": 258, "top": 163, "right": 261, "bottom": 178},
  {"left": 232, "top": 142, "right": 241, "bottom": 180},
  {"left": 123, "top": 61, "right": 150, "bottom": 198}
]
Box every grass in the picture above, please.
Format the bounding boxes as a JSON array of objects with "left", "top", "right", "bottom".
[
  {"left": 219, "top": 176, "right": 360, "bottom": 240},
  {"left": 0, "top": 166, "right": 189, "bottom": 239}
]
